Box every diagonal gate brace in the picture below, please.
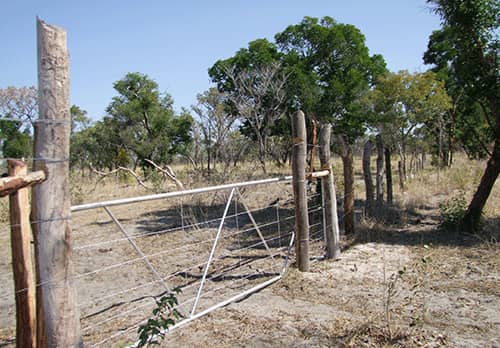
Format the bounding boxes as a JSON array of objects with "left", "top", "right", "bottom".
[{"left": 103, "top": 206, "right": 170, "bottom": 293}]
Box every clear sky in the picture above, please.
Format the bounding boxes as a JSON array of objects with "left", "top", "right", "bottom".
[{"left": 1, "top": 0, "right": 441, "bottom": 120}]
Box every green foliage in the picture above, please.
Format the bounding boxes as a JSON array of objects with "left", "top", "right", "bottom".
[
  {"left": 137, "top": 288, "right": 182, "bottom": 347},
  {"left": 0, "top": 119, "right": 32, "bottom": 158},
  {"left": 424, "top": 0, "right": 499, "bottom": 159},
  {"left": 275, "top": 16, "right": 387, "bottom": 143},
  {"left": 439, "top": 191, "right": 468, "bottom": 229},
  {"left": 0, "top": 86, "right": 36, "bottom": 159},
  {"left": 70, "top": 105, "right": 92, "bottom": 134},
  {"left": 367, "top": 70, "right": 451, "bottom": 161},
  {"left": 70, "top": 73, "right": 194, "bottom": 172},
  {"left": 106, "top": 72, "right": 193, "bottom": 168},
  {"left": 426, "top": 0, "right": 499, "bottom": 229}
]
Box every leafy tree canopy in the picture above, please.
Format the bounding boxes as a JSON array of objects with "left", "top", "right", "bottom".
[{"left": 275, "top": 16, "right": 387, "bottom": 143}]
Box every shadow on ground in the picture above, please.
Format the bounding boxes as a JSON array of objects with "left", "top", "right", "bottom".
[{"left": 347, "top": 202, "right": 495, "bottom": 249}]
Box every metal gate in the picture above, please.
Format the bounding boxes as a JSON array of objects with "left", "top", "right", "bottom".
[{"left": 70, "top": 176, "right": 326, "bottom": 347}]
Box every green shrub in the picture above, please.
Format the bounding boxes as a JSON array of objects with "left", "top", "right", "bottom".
[
  {"left": 439, "top": 191, "right": 467, "bottom": 230},
  {"left": 137, "top": 287, "right": 182, "bottom": 347}
]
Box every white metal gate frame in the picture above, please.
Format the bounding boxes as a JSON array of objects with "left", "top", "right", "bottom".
[{"left": 71, "top": 172, "right": 328, "bottom": 346}]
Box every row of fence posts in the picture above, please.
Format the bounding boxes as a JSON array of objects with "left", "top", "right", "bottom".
[{"left": 0, "top": 18, "right": 340, "bottom": 348}]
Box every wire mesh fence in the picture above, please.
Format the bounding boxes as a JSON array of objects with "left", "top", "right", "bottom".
[{"left": 0, "top": 175, "right": 329, "bottom": 347}]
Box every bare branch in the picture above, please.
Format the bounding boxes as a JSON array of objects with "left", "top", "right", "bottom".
[{"left": 144, "top": 158, "right": 184, "bottom": 190}]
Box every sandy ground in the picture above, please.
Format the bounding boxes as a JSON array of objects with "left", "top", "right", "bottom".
[
  {"left": 0, "top": 177, "right": 499, "bottom": 347},
  {"left": 163, "top": 216, "right": 500, "bottom": 348}
]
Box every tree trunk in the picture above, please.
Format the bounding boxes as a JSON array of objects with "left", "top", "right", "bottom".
[
  {"left": 257, "top": 133, "right": 267, "bottom": 174},
  {"left": 463, "top": 139, "right": 500, "bottom": 230},
  {"left": 398, "top": 160, "right": 405, "bottom": 192},
  {"left": 33, "top": 18, "right": 82, "bottom": 348},
  {"left": 337, "top": 135, "right": 355, "bottom": 235},
  {"left": 385, "top": 147, "right": 393, "bottom": 204},
  {"left": 318, "top": 124, "right": 340, "bottom": 259},
  {"left": 362, "top": 140, "right": 374, "bottom": 216}
]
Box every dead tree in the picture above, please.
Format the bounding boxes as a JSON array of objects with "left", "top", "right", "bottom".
[{"left": 222, "top": 62, "right": 287, "bottom": 173}]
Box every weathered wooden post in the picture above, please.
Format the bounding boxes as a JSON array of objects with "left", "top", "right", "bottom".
[
  {"left": 291, "top": 110, "right": 309, "bottom": 272},
  {"left": 8, "top": 159, "right": 37, "bottom": 348},
  {"left": 362, "top": 140, "right": 374, "bottom": 216},
  {"left": 32, "top": 18, "right": 82, "bottom": 347},
  {"left": 375, "top": 135, "right": 384, "bottom": 204},
  {"left": 318, "top": 124, "right": 340, "bottom": 259}
]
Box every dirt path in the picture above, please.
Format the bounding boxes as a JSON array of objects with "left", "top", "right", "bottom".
[{"left": 164, "top": 218, "right": 500, "bottom": 347}]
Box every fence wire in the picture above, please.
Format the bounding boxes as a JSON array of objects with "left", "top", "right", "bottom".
[{"left": 0, "top": 174, "right": 334, "bottom": 347}]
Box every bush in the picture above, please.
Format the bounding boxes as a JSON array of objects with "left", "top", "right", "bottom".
[
  {"left": 439, "top": 191, "right": 467, "bottom": 230},
  {"left": 137, "top": 287, "right": 182, "bottom": 347}
]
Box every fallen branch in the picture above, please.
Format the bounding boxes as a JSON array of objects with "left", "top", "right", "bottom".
[
  {"left": 117, "top": 166, "right": 154, "bottom": 190},
  {"left": 144, "top": 159, "right": 184, "bottom": 190},
  {"left": 89, "top": 165, "right": 154, "bottom": 192}
]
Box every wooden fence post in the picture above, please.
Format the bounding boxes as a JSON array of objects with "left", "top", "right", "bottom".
[
  {"left": 318, "top": 124, "right": 340, "bottom": 259},
  {"left": 8, "top": 159, "right": 36, "bottom": 348},
  {"left": 32, "top": 18, "right": 82, "bottom": 347},
  {"left": 375, "top": 135, "right": 384, "bottom": 204},
  {"left": 291, "top": 110, "right": 309, "bottom": 272}
]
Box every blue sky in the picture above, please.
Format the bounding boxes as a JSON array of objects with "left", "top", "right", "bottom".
[{"left": 1, "top": 1, "right": 441, "bottom": 120}]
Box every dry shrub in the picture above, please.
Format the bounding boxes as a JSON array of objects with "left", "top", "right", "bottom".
[{"left": 330, "top": 322, "right": 448, "bottom": 347}]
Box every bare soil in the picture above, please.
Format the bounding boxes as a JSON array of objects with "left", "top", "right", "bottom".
[
  {"left": 0, "top": 160, "right": 499, "bottom": 347},
  {"left": 163, "top": 207, "right": 499, "bottom": 348}
]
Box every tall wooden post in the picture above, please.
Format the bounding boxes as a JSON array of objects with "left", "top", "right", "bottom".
[
  {"left": 291, "top": 110, "right": 309, "bottom": 272},
  {"left": 318, "top": 124, "right": 340, "bottom": 259},
  {"left": 8, "top": 160, "right": 36, "bottom": 348},
  {"left": 32, "top": 18, "right": 82, "bottom": 348},
  {"left": 362, "top": 140, "right": 374, "bottom": 216}
]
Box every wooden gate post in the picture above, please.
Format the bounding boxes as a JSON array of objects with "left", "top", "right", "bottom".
[
  {"left": 8, "top": 159, "right": 36, "bottom": 348},
  {"left": 291, "top": 110, "right": 309, "bottom": 272},
  {"left": 32, "top": 18, "right": 82, "bottom": 348},
  {"left": 318, "top": 124, "right": 340, "bottom": 259}
]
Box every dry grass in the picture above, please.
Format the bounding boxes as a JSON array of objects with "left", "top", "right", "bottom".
[{"left": 1, "top": 154, "right": 499, "bottom": 347}]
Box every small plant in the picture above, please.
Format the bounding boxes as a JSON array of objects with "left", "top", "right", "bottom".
[
  {"left": 439, "top": 191, "right": 467, "bottom": 230},
  {"left": 137, "top": 287, "right": 182, "bottom": 347},
  {"left": 384, "top": 266, "right": 405, "bottom": 339}
]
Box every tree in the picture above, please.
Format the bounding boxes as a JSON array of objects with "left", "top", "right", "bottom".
[
  {"left": 105, "top": 72, "right": 193, "bottom": 168},
  {"left": 209, "top": 39, "right": 288, "bottom": 173},
  {"left": 0, "top": 120, "right": 32, "bottom": 158},
  {"left": 0, "top": 86, "right": 37, "bottom": 159},
  {"left": 368, "top": 71, "right": 451, "bottom": 189},
  {"left": 192, "top": 88, "right": 238, "bottom": 172},
  {"left": 275, "top": 16, "right": 386, "bottom": 234},
  {"left": 425, "top": 0, "right": 499, "bottom": 229},
  {"left": 70, "top": 105, "right": 92, "bottom": 134}
]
